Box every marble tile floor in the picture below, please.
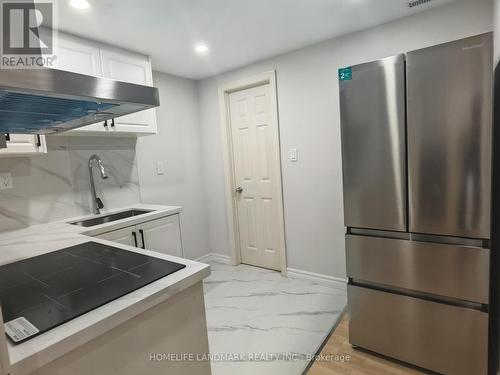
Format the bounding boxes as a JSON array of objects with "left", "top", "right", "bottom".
[{"left": 203, "top": 261, "right": 347, "bottom": 375}]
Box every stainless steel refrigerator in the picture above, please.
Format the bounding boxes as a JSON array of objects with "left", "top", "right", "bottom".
[{"left": 339, "top": 33, "right": 493, "bottom": 375}]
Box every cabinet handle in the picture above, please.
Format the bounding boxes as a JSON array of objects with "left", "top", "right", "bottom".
[
  {"left": 139, "top": 229, "right": 146, "bottom": 249},
  {"left": 36, "top": 134, "right": 41, "bottom": 147},
  {"left": 110, "top": 118, "right": 115, "bottom": 128},
  {"left": 103, "top": 120, "right": 108, "bottom": 128},
  {"left": 5, "top": 134, "right": 10, "bottom": 141},
  {"left": 132, "top": 231, "right": 138, "bottom": 247}
]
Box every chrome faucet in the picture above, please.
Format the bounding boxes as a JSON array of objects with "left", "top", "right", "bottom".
[{"left": 88, "top": 154, "right": 108, "bottom": 214}]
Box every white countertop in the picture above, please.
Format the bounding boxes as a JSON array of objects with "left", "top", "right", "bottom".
[{"left": 0, "top": 204, "right": 211, "bottom": 375}]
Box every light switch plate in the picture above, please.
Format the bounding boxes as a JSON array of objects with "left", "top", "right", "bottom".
[
  {"left": 0, "top": 173, "right": 13, "bottom": 189},
  {"left": 156, "top": 161, "right": 165, "bottom": 175},
  {"left": 289, "top": 148, "right": 298, "bottom": 162}
]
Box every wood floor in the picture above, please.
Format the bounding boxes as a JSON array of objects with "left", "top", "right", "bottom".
[{"left": 307, "top": 315, "right": 425, "bottom": 375}]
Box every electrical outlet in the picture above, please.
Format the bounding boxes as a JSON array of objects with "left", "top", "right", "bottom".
[
  {"left": 289, "top": 148, "right": 298, "bottom": 162},
  {"left": 0, "top": 173, "right": 13, "bottom": 189}
]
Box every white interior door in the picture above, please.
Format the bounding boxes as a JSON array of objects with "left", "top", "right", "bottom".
[{"left": 228, "top": 84, "right": 283, "bottom": 271}]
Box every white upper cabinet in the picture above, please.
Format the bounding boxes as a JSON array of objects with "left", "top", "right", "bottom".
[
  {"left": 54, "top": 33, "right": 102, "bottom": 76},
  {"left": 101, "top": 48, "right": 152, "bottom": 85},
  {"left": 52, "top": 32, "right": 157, "bottom": 136},
  {"left": 0, "top": 134, "right": 47, "bottom": 157},
  {"left": 100, "top": 48, "right": 157, "bottom": 135},
  {"left": 54, "top": 34, "right": 108, "bottom": 134}
]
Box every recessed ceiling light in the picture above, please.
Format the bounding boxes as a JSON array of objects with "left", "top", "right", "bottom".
[
  {"left": 194, "top": 43, "right": 209, "bottom": 56},
  {"left": 69, "top": 0, "right": 90, "bottom": 10}
]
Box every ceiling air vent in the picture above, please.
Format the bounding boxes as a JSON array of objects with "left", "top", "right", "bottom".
[{"left": 409, "top": 0, "right": 433, "bottom": 8}]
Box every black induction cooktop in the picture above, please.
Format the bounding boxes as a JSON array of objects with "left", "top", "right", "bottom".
[{"left": 0, "top": 241, "right": 186, "bottom": 344}]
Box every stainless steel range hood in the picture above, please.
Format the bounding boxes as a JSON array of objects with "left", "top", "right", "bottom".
[{"left": 0, "top": 68, "right": 160, "bottom": 134}]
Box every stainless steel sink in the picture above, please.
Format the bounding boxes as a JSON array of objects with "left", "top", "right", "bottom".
[{"left": 70, "top": 209, "right": 153, "bottom": 227}]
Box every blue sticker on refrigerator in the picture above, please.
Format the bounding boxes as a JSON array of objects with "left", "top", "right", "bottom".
[{"left": 338, "top": 67, "right": 352, "bottom": 81}]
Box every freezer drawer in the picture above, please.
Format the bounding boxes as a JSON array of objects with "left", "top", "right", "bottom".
[
  {"left": 348, "top": 285, "right": 488, "bottom": 375},
  {"left": 407, "top": 33, "right": 493, "bottom": 239},
  {"left": 346, "top": 235, "right": 489, "bottom": 303},
  {"left": 339, "top": 55, "right": 407, "bottom": 232}
]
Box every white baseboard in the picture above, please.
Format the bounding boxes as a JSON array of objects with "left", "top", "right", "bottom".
[
  {"left": 210, "top": 253, "right": 231, "bottom": 264},
  {"left": 287, "top": 267, "right": 347, "bottom": 288},
  {"left": 194, "top": 253, "right": 212, "bottom": 263},
  {"left": 193, "top": 255, "right": 346, "bottom": 288},
  {"left": 195, "top": 253, "right": 231, "bottom": 265}
]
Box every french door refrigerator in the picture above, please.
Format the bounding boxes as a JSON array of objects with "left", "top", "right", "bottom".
[{"left": 339, "top": 33, "right": 493, "bottom": 375}]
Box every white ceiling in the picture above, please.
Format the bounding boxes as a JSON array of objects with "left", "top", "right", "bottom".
[{"left": 55, "top": 0, "right": 455, "bottom": 79}]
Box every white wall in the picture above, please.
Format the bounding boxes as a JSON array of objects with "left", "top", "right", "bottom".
[
  {"left": 197, "top": 0, "right": 493, "bottom": 279},
  {"left": 136, "top": 72, "right": 210, "bottom": 260}
]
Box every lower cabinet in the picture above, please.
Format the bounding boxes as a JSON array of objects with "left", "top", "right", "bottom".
[
  {"left": 97, "top": 226, "right": 137, "bottom": 247},
  {"left": 136, "top": 215, "right": 183, "bottom": 256},
  {"left": 95, "top": 214, "right": 183, "bottom": 257}
]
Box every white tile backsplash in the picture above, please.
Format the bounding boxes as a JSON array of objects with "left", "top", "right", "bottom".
[
  {"left": 0, "top": 136, "right": 141, "bottom": 232},
  {"left": 67, "top": 137, "right": 140, "bottom": 215}
]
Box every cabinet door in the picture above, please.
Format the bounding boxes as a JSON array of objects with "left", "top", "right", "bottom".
[
  {"left": 407, "top": 33, "right": 492, "bottom": 239},
  {"left": 101, "top": 48, "right": 157, "bottom": 134},
  {"left": 96, "top": 226, "right": 137, "bottom": 248},
  {"left": 55, "top": 33, "right": 109, "bottom": 134},
  {"left": 54, "top": 33, "right": 102, "bottom": 76},
  {"left": 0, "top": 134, "right": 47, "bottom": 156},
  {"left": 136, "top": 215, "right": 183, "bottom": 257}
]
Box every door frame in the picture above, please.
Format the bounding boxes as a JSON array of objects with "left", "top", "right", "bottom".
[{"left": 218, "top": 70, "right": 287, "bottom": 276}]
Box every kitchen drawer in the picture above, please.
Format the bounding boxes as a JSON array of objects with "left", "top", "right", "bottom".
[
  {"left": 348, "top": 285, "right": 488, "bottom": 375},
  {"left": 346, "top": 235, "right": 489, "bottom": 303}
]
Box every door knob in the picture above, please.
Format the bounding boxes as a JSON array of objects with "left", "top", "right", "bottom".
[{"left": 235, "top": 186, "right": 243, "bottom": 193}]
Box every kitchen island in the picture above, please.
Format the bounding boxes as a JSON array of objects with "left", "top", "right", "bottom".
[{"left": 0, "top": 204, "right": 211, "bottom": 375}]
